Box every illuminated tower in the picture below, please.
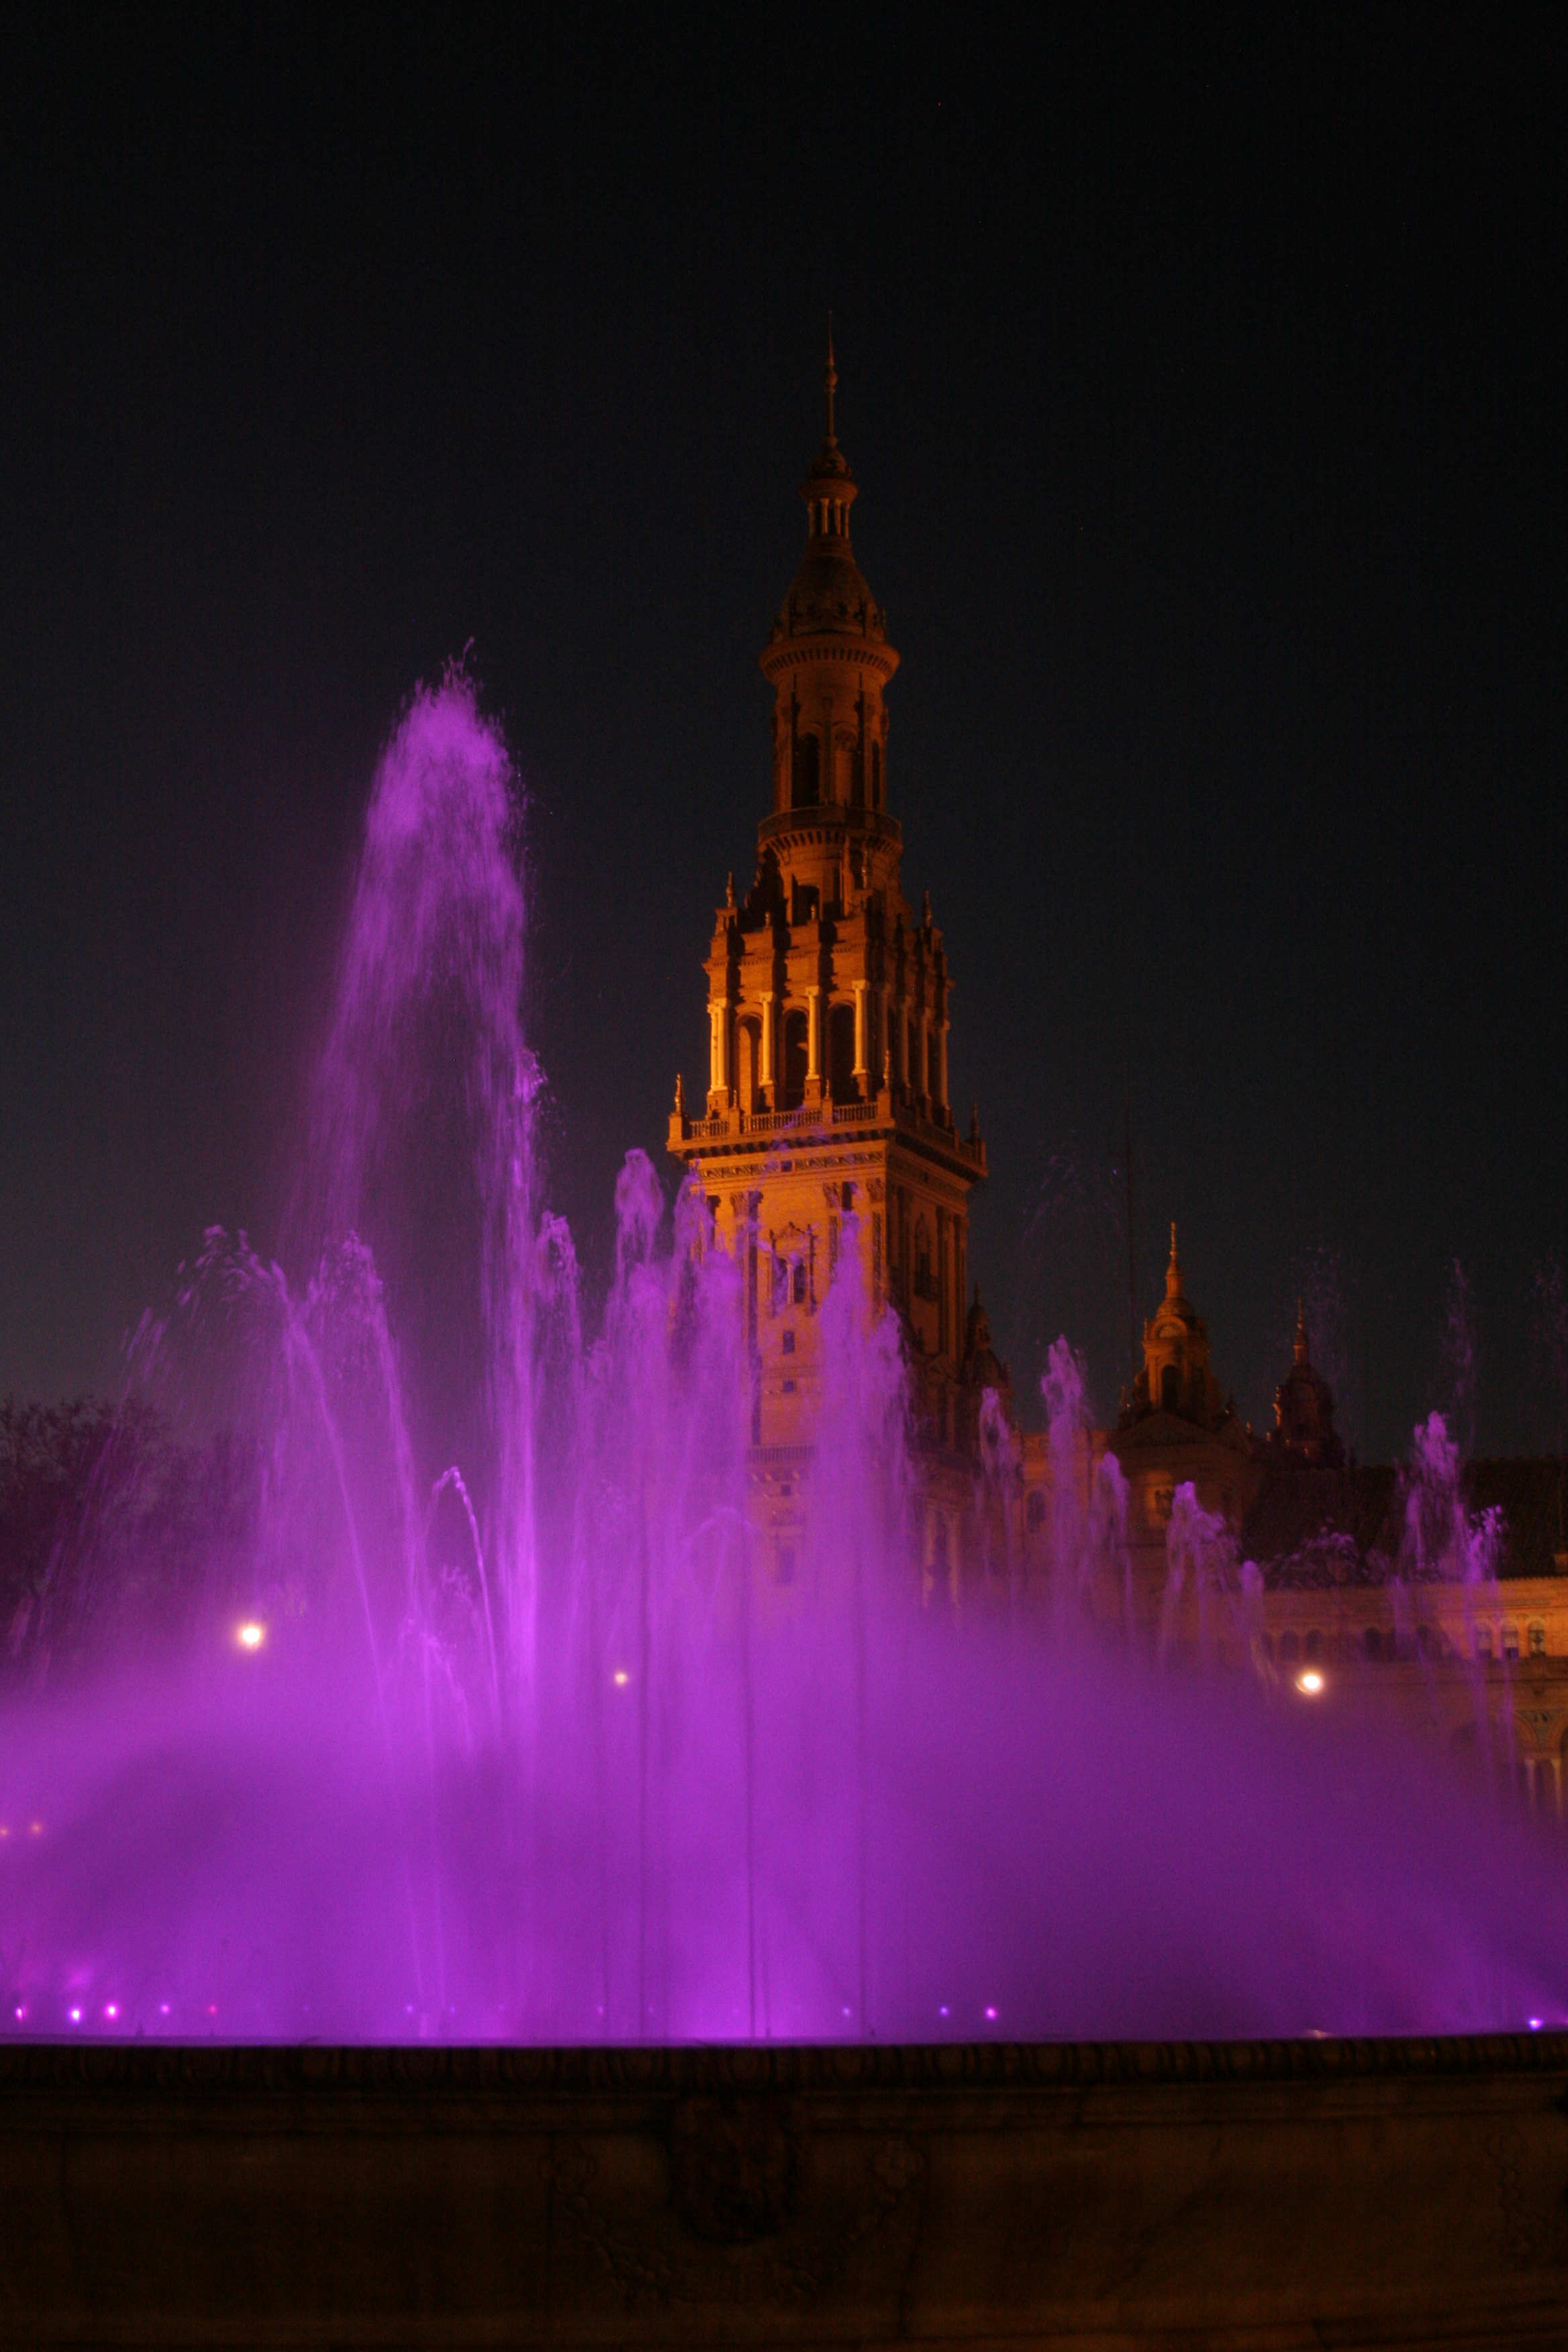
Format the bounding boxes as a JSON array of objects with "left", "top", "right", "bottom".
[
  {"left": 669, "top": 345, "right": 987, "bottom": 1520},
  {"left": 1110, "top": 1223, "right": 1263, "bottom": 1559}
]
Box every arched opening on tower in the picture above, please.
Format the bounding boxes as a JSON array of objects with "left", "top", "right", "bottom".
[
  {"left": 1161, "top": 1363, "right": 1180, "bottom": 1414},
  {"left": 914, "top": 1217, "right": 934, "bottom": 1301},
  {"left": 871, "top": 740, "right": 883, "bottom": 810},
  {"left": 782, "top": 1009, "right": 809, "bottom": 1109},
  {"left": 834, "top": 730, "right": 855, "bottom": 806},
  {"left": 793, "top": 731, "right": 820, "bottom": 809},
  {"left": 828, "top": 1002, "right": 856, "bottom": 1103}
]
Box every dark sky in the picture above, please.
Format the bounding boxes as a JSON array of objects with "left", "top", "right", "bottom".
[{"left": 1, "top": 8, "right": 1563, "bottom": 1459}]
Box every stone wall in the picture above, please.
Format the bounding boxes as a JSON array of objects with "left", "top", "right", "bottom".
[{"left": 3, "top": 2035, "right": 1567, "bottom": 2346}]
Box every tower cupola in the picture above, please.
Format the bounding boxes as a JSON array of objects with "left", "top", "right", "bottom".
[
  {"left": 761, "top": 334, "right": 899, "bottom": 822},
  {"left": 1269, "top": 1303, "right": 1345, "bottom": 1467},
  {"left": 1120, "top": 1224, "right": 1232, "bottom": 1432}
]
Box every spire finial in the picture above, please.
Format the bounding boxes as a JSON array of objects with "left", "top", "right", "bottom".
[
  {"left": 825, "top": 316, "right": 837, "bottom": 444},
  {"left": 1166, "top": 1222, "right": 1181, "bottom": 1298},
  {"left": 1294, "top": 1297, "right": 1310, "bottom": 1365}
]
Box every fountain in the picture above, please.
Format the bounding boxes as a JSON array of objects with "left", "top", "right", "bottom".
[{"left": 3, "top": 676, "right": 1565, "bottom": 2344}]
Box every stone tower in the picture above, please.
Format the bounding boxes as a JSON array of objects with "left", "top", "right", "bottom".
[{"left": 669, "top": 345, "right": 987, "bottom": 1493}]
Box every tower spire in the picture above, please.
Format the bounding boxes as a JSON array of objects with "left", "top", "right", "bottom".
[
  {"left": 825, "top": 317, "right": 837, "bottom": 444},
  {"left": 1166, "top": 1221, "right": 1181, "bottom": 1299}
]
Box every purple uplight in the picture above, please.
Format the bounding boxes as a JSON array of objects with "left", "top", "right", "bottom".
[{"left": 3, "top": 676, "right": 1566, "bottom": 2050}]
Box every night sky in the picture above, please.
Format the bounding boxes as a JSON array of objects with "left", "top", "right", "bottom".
[{"left": 1, "top": 10, "right": 1563, "bottom": 1461}]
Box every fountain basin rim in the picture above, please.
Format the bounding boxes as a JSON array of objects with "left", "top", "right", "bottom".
[{"left": 4, "top": 2027, "right": 1565, "bottom": 2100}]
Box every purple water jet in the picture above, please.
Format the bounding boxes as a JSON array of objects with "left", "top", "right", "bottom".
[{"left": 4, "top": 676, "right": 1565, "bottom": 2047}]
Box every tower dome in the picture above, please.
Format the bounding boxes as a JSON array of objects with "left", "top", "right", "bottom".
[
  {"left": 1119, "top": 1225, "right": 1232, "bottom": 1431},
  {"left": 1270, "top": 1303, "right": 1344, "bottom": 1467}
]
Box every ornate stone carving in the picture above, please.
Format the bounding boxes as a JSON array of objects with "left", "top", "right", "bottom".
[{"left": 670, "top": 2094, "right": 799, "bottom": 2243}]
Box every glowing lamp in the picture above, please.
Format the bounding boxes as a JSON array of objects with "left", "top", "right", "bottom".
[
  {"left": 236, "top": 1621, "right": 266, "bottom": 1651},
  {"left": 1295, "top": 1669, "right": 1326, "bottom": 1696},
  {"left": 612, "top": 1669, "right": 628, "bottom": 1686}
]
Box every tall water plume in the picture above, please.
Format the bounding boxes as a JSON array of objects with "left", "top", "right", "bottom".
[{"left": 301, "top": 671, "right": 540, "bottom": 1718}]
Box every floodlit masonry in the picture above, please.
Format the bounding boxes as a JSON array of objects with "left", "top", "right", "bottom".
[{"left": 670, "top": 355, "right": 1568, "bottom": 1804}]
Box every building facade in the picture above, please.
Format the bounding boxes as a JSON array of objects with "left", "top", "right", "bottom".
[{"left": 665, "top": 363, "right": 1568, "bottom": 1805}]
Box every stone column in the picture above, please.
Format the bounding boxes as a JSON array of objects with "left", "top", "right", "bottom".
[
  {"left": 708, "top": 1003, "right": 725, "bottom": 1102},
  {"left": 936, "top": 1018, "right": 950, "bottom": 1114},
  {"left": 805, "top": 987, "right": 822, "bottom": 1085},
  {"left": 758, "top": 991, "right": 775, "bottom": 1093},
  {"left": 918, "top": 1012, "right": 932, "bottom": 1104},
  {"left": 852, "top": 982, "right": 869, "bottom": 1083}
]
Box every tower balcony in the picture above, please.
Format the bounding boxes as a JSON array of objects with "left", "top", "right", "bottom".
[
  {"left": 756, "top": 806, "right": 901, "bottom": 856},
  {"left": 669, "top": 1085, "right": 987, "bottom": 1182}
]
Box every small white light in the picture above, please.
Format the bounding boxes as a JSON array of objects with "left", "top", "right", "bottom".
[
  {"left": 236, "top": 1621, "right": 266, "bottom": 1651},
  {"left": 612, "top": 1669, "right": 628, "bottom": 1687},
  {"left": 1296, "top": 1669, "right": 1325, "bottom": 1696}
]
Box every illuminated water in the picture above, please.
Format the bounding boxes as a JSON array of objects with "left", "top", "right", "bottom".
[{"left": 4, "top": 678, "right": 1565, "bottom": 2044}]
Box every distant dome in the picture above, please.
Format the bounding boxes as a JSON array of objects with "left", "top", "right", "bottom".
[
  {"left": 1270, "top": 1306, "right": 1344, "bottom": 1468},
  {"left": 963, "top": 1288, "right": 1007, "bottom": 1390}
]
